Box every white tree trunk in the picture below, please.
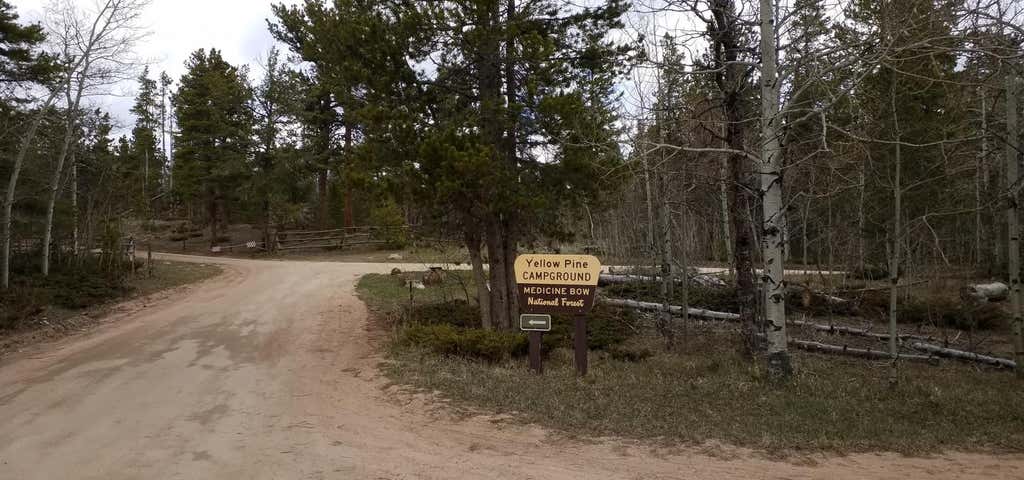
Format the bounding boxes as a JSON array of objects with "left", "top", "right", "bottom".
[
  {"left": 42, "top": 71, "right": 88, "bottom": 276},
  {"left": 759, "top": 0, "right": 790, "bottom": 377},
  {"left": 2, "top": 89, "right": 62, "bottom": 289}
]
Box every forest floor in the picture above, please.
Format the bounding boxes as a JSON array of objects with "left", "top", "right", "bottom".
[
  {"left": 359, "top": 270, "right": 1024, "bottom": 457},
  {"left": 0, "top": 260, "right": 222, "bottom": 360}
]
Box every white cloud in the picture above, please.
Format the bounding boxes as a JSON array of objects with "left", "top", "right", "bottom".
[{"left": 10, "top": 0, "right": 300, "bottom": 134}]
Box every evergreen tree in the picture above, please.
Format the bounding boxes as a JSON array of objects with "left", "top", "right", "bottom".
[
  {"left": 130, "top": 66, "right": 163, "bottom": 212},
  {"left": 410, "top": 0, "right": 632, "bottom": 329},
  {"left": 172, "top": 49, "right": 254, "bottom": 242}
]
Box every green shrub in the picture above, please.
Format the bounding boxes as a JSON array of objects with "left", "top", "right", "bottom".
[
  {"left": 400, "top": 324, "right": 528, "bottom": 362},
  {"left": 401, "top": 302, "right": 634, "bottom": 360},
  {"left": 0, "top": 260, "right": 130, "bottom": 329},
  {"left": 48, "top": 270, "right": 128, "bottom": 309},
  {"left": 370, "top": 199, "right": 409, "bottom": 249},
  {"left": 410, "top": 300, "right": 480, "bottom": 328}
]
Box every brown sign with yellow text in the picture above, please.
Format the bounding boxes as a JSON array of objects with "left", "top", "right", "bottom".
[{"left": 514, "top": 255, "right": 601, "bottom": 315}]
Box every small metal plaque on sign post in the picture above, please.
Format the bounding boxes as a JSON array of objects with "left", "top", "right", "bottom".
[{"left": 520, "top": 314, "right": 552, "bottom": 332}]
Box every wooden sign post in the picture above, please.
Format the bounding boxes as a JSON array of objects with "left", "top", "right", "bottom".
[{"left": 514, "top": 254, "right": 601, "bottom": 376}]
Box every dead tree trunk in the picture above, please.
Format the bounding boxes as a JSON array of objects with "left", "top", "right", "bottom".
[
  {"left": 1005, "top": 69, "right": 1023, "bottom": 376},
  {"left": 657, "top": 108, "right": 675, "bottom": 349},
  {"left": 888, "top": 83, "right": 903, "bottom": 386},
  {"left": 977, "top": 86, "right": 988, "bottom": 267}
]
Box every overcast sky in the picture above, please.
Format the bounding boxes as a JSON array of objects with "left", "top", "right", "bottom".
[{"left": 10, "top": 0, "right": 300, "bottom": 133}]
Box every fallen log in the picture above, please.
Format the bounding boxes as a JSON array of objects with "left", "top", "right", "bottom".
[
  {"left": 790, "top": 319, "right": 935, "bottom": 342},
  {"left": 791, "top": 339, "right": 937, "bottom": 364},
  {"left": 601, "top": 298, "right": 740, "bottom": 321},
  {"left": 608, "top": 298, "right": 946, "bottom": 366},
  {"left": 835, "top": 279, "right": 929, "bottom": 293},
  {"left": 606, "top": 297, "right": 937, "bottom": 344},
  {"left": 910, "top": 342, "right": 1017, "bottom": 369},
  {"left": 599, "top": 273, "right": 727, "bottom": 288},
  {"left": 960, "top": 282, "right": 1009, "bottom": 303}
]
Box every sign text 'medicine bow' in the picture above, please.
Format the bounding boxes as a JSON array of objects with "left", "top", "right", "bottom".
[{"left": 514, "top": 255, "right": 601, "bottom": 286}]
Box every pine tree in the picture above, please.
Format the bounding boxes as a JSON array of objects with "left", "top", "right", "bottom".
[
  {"left": 130, "top": 66, "right": 163, "bottom": 212},
  {"left": 172, "top": 49, "right": 254, "bottom": 243}
]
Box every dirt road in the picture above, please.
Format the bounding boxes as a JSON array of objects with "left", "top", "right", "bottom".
[{"left": 0, "top": 255, "right": 1020, "bottom": 479}]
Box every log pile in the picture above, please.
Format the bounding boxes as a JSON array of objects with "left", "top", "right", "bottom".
[
  {"left": 601, "top": 298, "right": 1017, "bottom": 368},
  {"left": 599, "top": 273, "right": 728, "bottom": 289},
  {"left": 601, "top": 298, "right": 740, "bottom": 321},
  {"left": 960, "top": 282, "right": 1009, "bottom": 303}
]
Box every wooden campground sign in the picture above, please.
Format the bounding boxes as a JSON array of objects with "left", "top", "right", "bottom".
[
  {"left": 514, "top": 254, "right": 601, "bottom": 315},
  {"left": 514, "top": 254, "right": 602, "bottom": 376}
]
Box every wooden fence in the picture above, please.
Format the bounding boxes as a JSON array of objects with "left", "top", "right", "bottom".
[{"left": 273, "top": 225, "right": 413, "bottom": 252}]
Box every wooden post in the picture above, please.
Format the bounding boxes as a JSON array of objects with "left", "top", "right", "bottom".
[
  {"left": 147, "top": 241, "right": 153, "bottom": 278},
  {"left": 529, "top": 331, "right": 543, "bottom": 374},
  {"left": 574, "top": 315, "right": 588, "bottom": 377}
]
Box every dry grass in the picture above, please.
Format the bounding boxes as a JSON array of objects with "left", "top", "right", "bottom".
[
  {"left": 360, "top": 273, "right": 1024, "bottom": 456},
  {"left": 384, "top": 334, "right": 1024, "bottom": 455}
]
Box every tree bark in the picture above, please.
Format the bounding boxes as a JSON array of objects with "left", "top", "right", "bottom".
[
  {"left": 485, "top": 218, "right": 515, "bottom": 330},
  {"left": 317, "top": 169, "right": 329, "bottom": 230},
  {"left": 977, "top": 86, "right": 988, "bottom": 267},
  {"left": 71, "top": 153, "right": 78, "bottom": 258},
  {"left": 43, "top": 71, "right": 87, "bottom": 276},
  {"left": 759, "top": 0, "right": 791, "bottom": 377},
  {"left": 888, "top": 83, "right": 903, "bottom": 386},
  {"left": 343, "top": 120, "right": 354, "bottom": 228},
  {"left": 719, "top": 128, "right": 733, "bottom": 264},
  {"left": 657, "top": 108, "right": 675, "bottom": 349},
  {"left": 711, "top": 0, "right": 758, "bottom": 356},
  {"left": 1005, "top": 70, "right": 1023, "bottom": 376},
  {"left": 465, "top": 227, "right": 491, "bottom": 329}
]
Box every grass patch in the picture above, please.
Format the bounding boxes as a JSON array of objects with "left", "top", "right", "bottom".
[
  {"left": 360, "top": 273, "right": 1024, "bottom": 455},
  {"left": 384, "top": 335, "right": 1024, "bottom": 455},
  {"left": 129, "top": 261, "right": 223, "bottom": 297},
  {"left": 357, "top": 271, "right": 478, "bottom": 314}
]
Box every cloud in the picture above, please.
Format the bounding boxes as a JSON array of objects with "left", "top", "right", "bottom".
[{"left": 10, "top": 0, "right": 299, "bottom": 134}]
